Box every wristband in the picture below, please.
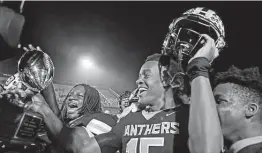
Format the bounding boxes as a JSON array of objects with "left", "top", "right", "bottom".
[{"left": 186, "top": 57, "right": 211, "bottom": 82}]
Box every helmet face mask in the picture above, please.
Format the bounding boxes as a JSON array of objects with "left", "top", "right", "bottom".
[{"left": 162, "top": 7, "right": 226, "bottom": 62}]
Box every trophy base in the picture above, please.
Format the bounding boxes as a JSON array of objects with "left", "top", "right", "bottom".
[{"left": 0, "top": 100, "right": 42, "bottom": 145}]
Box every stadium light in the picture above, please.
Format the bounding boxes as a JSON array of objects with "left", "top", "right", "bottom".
[{"left": 79, "top": 57, "right": 94, "bottom": 69}]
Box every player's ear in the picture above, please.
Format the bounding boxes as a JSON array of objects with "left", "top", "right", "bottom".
[{"left": 245, "top": 102, "right": 259, "bottom": 118}]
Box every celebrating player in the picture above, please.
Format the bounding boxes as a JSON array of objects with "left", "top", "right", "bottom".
[
  {"left": 59, "top": 84, "right": 102, "bottom": 126},
  {"left": 213, "top": 66, "right": 262, "bottom": 153},
  {"left": 0, "top": 45, "right": 118, "bottom": 153}
]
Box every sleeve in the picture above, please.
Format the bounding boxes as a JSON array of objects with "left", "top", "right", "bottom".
[
  {"left": 84, "top": 118, "right": 113, "bottom": 135},
  {"left": 79, "top": 113, "right": 117, "bottom": 136}
]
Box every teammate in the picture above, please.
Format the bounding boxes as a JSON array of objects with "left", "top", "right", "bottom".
[
  {"left": 28, "top": 83, "right": 118, "bottom": 135},
  {"left": 59, "top": 84, "right": 102, "bottom": 126},
  {"left": 0, "top": 45, "right": 118, "bottom": 153},
  {"left": 188, "top": 49, "right": 262, "bottom": 153},
  {"left": 214, "top": 66, "right": 262, "bottom": 153}
]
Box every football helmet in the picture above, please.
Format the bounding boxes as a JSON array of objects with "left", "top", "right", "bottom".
[{"left": 162, "top": 7, "right": 226, "bottom": 61}]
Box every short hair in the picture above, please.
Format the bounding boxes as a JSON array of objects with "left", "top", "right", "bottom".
[{"left": 214, "top": 65, "right": 262, "bottom": 106}]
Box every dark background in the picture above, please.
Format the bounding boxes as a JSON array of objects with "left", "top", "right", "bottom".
[{"left": 0, "top": 1, "right": 261, "bottom": 93}]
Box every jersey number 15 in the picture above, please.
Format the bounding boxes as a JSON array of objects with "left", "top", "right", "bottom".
[{"left": 126, "top": 137, "right": 164, "bottom": 153}]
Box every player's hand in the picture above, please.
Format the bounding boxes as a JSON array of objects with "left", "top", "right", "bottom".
[
  {"left": 0, "top": 88, "right": 34, "bottom": 107},
  {"left": 189, "top": 34, "right": 219, "bottom": 63},
  {"left": 24, "top": 94, "right": 50, "bottom": 116},
  {"left": 22, "top": 44, "right": 42, "bottom": 52},
  {"left": 0, "top": 88, "right": 34, "bottom": 101}
]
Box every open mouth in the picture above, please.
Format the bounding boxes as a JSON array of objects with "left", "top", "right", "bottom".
[
  {"left": 138, "top": 87, "right": 148, "bottom": 96},
  {"left": 68, "top": 102, "right": 78, "bottom": 108},
  {"left": 67, "top": 100, "right": 80, "bottom": 113}
]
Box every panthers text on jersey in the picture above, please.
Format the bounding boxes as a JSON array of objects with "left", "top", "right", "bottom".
[{"left": 95, "top": 105, "right": 190, "bottom": 153}]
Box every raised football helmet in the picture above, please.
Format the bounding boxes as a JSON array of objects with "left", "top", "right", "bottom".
[{"left": 162, "top": 7, "right": 226, "bottom": 62}]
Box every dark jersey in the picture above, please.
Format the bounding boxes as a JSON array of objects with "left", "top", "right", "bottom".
[
  {"left": 95, "top": 105, "right": 190, "bottom": 153},
  {"left": 69, "top": 112, "right": 118, "bottom": 136}
]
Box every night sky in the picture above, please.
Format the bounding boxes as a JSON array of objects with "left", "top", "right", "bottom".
[{"left": 0, "top": 1, "right": 262, "bottom": 93}]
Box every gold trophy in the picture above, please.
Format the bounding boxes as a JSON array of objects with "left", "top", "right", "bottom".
[{"left": 0, "top": 49, "right": 54, "bottom": 146}]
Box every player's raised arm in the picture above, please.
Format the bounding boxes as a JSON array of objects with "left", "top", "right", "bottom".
[
  {"left": 187, "top": 34, "right": 223, "bottom": 153},
  {"left": 41, "top": 82, "right": 60, "bottom": 116}
]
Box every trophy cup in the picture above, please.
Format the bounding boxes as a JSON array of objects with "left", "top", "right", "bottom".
[{"left": 0, "top": 49, "right": 54, "bottom": 148}]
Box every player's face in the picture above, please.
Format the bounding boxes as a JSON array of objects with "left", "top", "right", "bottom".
[
  {"left": 65, "top": 85, "right": 85, "bottom": 120},
  {"left": 213, "top": 83, "right": 246, "bottom": 138},
  {"left": 136, "top": 61, "right": 165, "bottom": 105}
]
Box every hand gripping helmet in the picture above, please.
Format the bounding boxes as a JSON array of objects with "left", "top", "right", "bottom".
[{"left": 161, "top": 7, "right": 226, "bottom": 61}]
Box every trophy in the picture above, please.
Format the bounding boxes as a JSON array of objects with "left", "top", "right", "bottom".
[{"left": 0, "top": 49, "right": 54, "bottom": 147}]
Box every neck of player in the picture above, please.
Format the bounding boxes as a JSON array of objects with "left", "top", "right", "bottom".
[
  {"left": 225, "top": 121, "right": 262, "bottom": 147},
  {"left": 150, "top": 88, "right": 176, "bottom": 111}
]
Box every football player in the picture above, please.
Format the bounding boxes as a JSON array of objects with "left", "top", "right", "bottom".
[
  {"left": 60, "top": 84, "right": 102, "bottom": 126},
  {"left": 26, "top": 83, "right": 118, "bottom": 135},
  {"left": 0, "top": 45, "right": 118, "bottom": 152}
]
